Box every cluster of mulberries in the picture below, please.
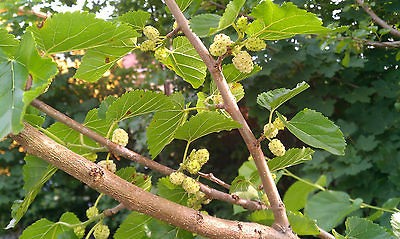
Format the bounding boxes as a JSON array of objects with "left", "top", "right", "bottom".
[
  {"left": 154, "top": 47, "right": 170, "bottom": 61},
  {"left": 182, "top": 177, "right": 200, "bottom": 194},
  {"left": 209, "top": 34, "right": 233, "bottom": 57},
  {"left": 182, "top": 149, "right": 210, "bottom": 174},
  {"left": 264, "top": 116, "right": 288, "bottom": 157},
  {"left": 245, "top": 37, "right": 266, "bottom": 51},
  {"left": 140, "top": 25, "right": 160, "bottom": 52}
]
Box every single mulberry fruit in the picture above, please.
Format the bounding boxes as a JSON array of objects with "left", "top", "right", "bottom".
[
  {"left": 268, "top": 139, "right": 286, "bottom": 157},
  {"left": 169, "top": 172, "right": 185, "bottom": 185},
  {"left": 263, "top": 123, "right": 278, "bottom": 139},
  {"left": 111, "top": 128, "right": 129, "bottom": 146},
  {"left": 143, "top": 25, "right": 160, "bottom": 40},
  {"left": 232, "top": 51, "right": 254, "bottom": 73},
  {"left": 93, "top": 224, "right": 110, "bottom": 239},
  {"left": 245, "top": 37, "right": 266, "bottom": 51},
  {"left": 182, "top": 177, "right": 200, "bottom": 194}
]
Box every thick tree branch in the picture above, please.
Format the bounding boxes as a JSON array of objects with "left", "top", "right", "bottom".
[
  {"left": 30, "top": 99, "right": 265, "bottom": 211},
  {"left": 11, "top": 123, "right": 285, "bottom": 239},
  {"left": 356, "top": 0, "right": 400, "bottom": 38},
  {"left": 164, "top": 0, "right": 292, "bottom": 234}
]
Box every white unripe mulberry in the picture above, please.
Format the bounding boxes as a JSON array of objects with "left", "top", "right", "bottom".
[
  {"left": 169, "top": 172, "right": 185, "bottom": 185},
  {"left": 182, "top": 177, "right": 200, "bottom": 194},
  {"left": 245, "top": 37, "right": 266, "bottom": 51},
  {"left": 195, "top": 149, "right": 210, "bottom": 165},
  {"left": 94, "top": 224, "right": 110, "bottom": 239},
  {"left": 86, "top": 206, "right": 99, "bottom": 219},
  {"left": 263, "top": 123, "right": 278, "bottom": 139},
  {"left": 97, "top": 160, "right": 117, "bottom": 173},
  {"left": 154, "top": 47, "right": 169, "bottom": 61},
  {"left": 111, "top": 128, "right": 129, "bottom": 146},
  {"left": 236, "top": 16, "right": 248, "bottom": 32},
  {"left": 268, "top": 139, "right": 286, "bottom": 157},
  {"left": 143, "top": 25, "right": 160, "bottom": 40},
  {"left": 273, "top": 116, "right": 287, "bottom": 131},
  {"left": 140, "top": 40, "right": 156, "bottom": 52},
  {"left": 209, "top": 34, "right": 232, "bottom": 57},
  {"left": 232, "top": 51, "right": 254, "bottom": 73}
]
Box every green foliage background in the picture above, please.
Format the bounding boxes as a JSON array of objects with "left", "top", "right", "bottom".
[{"left": 0, "top": 0, "right": 399, "bottom": 237}]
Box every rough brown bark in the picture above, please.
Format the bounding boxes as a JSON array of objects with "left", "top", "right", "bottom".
[{"left": 12, "top": 123, "right": 294, "bottom": 239}]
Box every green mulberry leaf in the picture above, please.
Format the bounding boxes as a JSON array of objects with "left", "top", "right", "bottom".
[
  {"left": 174, "top": 111, "right": 241, "bottom": 143},
  {"left": 160, "top": 36, "right": 207, "bottom": 88},
  {"left": 268, "top": 147, "right": 314, "bottom": 172},
  {"left": 0, "top": 31, "right": 57, "bottom": 139},
  {"left": 256, "top": 81, "right": 309, "bottom": 112},
  {"left": 7, "top": 155, "right": 57, "bottom": 229},
  {"left": 287, "top": 211, "right": 319, "bottom": 236},
  {"left": 118, "top": 10, "right": 151, "bottom": 31},
  {"left": 29, "top": 12, "right": 138, "bottom": 82},
  {"left": 114, "top": 211, "right": 152, "bottom": 239},
  {"left": 278, "top": 109, "right": 346, "bottom": 155},
  {"left": 19, "top": 212, "right": 79, "bottom": 239},
  {"left": 209, "top": 0, "right": 246, "bottom": 35},
  {"left": 344, "top": 217, "right": 396, "bottom": 239},
  {"left": 247, "top": 0, "right": 332, "bottom": 40},
  {"left": 304, "top": 190, "right": 362, "bottom": 231},
  {"left": 190, "top": 14, "right": 220, "bottom": 37}
]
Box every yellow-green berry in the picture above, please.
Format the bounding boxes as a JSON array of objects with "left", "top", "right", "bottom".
[
  {"left": 209, "top": 41, "right": 227, "bottom": 56},
  {"left": 185, "top": 160, "right": 202, "bottom": 174},
  {"left": 97, "top": 160, "right": 117, "bottom": 173},
  {"left": 140, "top": 40, "right": 156, "bottom": 52},
  {"left": 111, "top": 128, "right": 129, "bottom": 146},
  {"left": 195, "top": 191, "right": 206, "bottom": 200},
  {"left": 86, "top": 206, "right": 99, "bottom": 219},
  {"left": 74, "top": 226, "right": 85, "bottom": 239},
  {"left": 273, "top": 116, "right": 287, "bottom": 131},
  {"left": 263, "top": 123, "right": 278, "bottom": 139},
  {"left": 182, "top": 177, "right": 200, "bottom": 194},
  {"left": 84, "top": 153, "right": 98, "bottom": 162},
  {"left": 232, "top": 51, "right": 253, "bottom": 73},
  {"left": 195, "top": 149, "right": 209, "bottom": 165},
  {"left": 213, "top": 34, "right": 232, "bottom": 46},
  {"left": 143, "top": 25, "right": 160, "bottom": 40},
  {"left": 236, "top": 16, "right": 248, "bottom": 32},
  {"left": 154, "top": 47, "right": 169, "bottom": 61},
  {"left": 169, "top": 172, "right": 185, "bottom": 185},
  {"left": 245, "top": 37, "right": 266, "bottom": 51},
  {"left": 268, "top": 139, "right": 286, "bottom": 157},
  {"left": 93, "top": 224, "right": 110, "bottom": 239}
]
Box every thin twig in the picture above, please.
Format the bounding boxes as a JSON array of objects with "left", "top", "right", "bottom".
[
  {"left": 198, "top": 172, "right": 231, "bottom": 189},
  {"left": 164, "top": 0, "right": 292, "bottom": 234},
  {"left": 317, "top": 227, "right": 335, "bottom": 239},
  {"left": 355, "top": 0, "right": 400, "bottom": 38},
  {"left": 30, "top": 99, "right": 266, "bottom": 211},
  {"left": 103, "top": 203, "right": 125, "bottom": 217}
]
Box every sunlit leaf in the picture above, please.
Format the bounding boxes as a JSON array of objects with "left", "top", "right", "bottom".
[
  {"left": 118, "top": 10, "right": 151, "bottom": 31},
  {"left": 257, "top": 81, "right": 309, "bottom": 112},
  {"left": 247, "top": 0, "right": 332, "bottom": 40},
  {"left": 29, "top": 12, "right": 138, "bottom": 82},
  {"left": 0, "top": 31, "right": 57, "bottom": 139},
  {"left": 222, "top": 63, "right": 261, "bottom": 83},
  {"left": 114, "top": 211, "right": 152, "bottom": 239},
  {"left": 160, "top": 36, "right": 207, "bottom": 88},
  {"left": 209, "top": 0, "right": 245, "bottom": 35},
  {"left": 19, "top": 212, "right": 80, "bottom": 239},
  {"left": 174, "top": 112, "right": 241, "bottom": 143},
  {"left": 268, "top": 147, "right": 314, "bottom": 172},
  {"left": 7, "top": 155, "right": 57, "bottom": 229}
]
